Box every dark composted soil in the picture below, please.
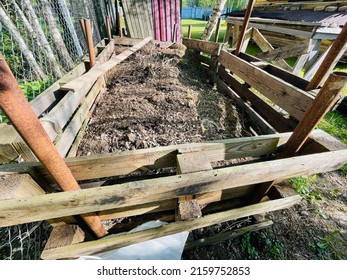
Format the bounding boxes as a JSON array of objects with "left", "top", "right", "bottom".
[
  {"left": 76, "top": 43, "right": 347, "bottom": 260},
  {"left": 77, "top": 44, "right": 250, "bottom": 157}
]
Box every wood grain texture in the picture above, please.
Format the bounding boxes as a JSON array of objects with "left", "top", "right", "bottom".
[
  {"left": 1, "top": 149, "right": 345, "bottom": 227},
  {"left": 41, "top": 195, "right": 300, "bottom": 259},
  {"left": 182, "top": 38, "right": 223, "bottom": 56},
  {"left": 219, "top": 50, "right": 313, "bottom": 121}
]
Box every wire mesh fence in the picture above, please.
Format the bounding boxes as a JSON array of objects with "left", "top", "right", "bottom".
[{"left": 0, "top": 0, "right": 114, "bottom": 260}]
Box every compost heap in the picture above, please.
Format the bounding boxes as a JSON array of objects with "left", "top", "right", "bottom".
[{"left": 77, "top": 43, "right": 249, "bottom": 156}]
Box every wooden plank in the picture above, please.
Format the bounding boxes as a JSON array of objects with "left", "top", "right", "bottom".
[
  {"left": 55, "top": 77, "right": 105, "bottom": 157},
  {"left": 0, "top": 132, "right": 293, "bottom": 181},
  {"left": 30, "top": 62, "right": 86, "bottom": 117},
  {"left": 0, "top": 174, "right": 44, "bottom": 200},
  {"left": 218, "top": 67, "right": 298, "bottom": 132},
  {"left": 1, "top": 149, "right": 345, "bottom": 227},
  {"left": 61, "top": 37, "right": 152, "bottom": 93},
  {"left": 176, "top": 151, "right": 212, "bottom": 221},
  {"left": 219, "top": 50, "right": 313, "bottom": 121},
  {"left": 252, "top": 28, "right": 292, "bottom": 71},
  {"left": 114, "top": 37, "right": 142, "bottom": 46},
  {"left": 197, "top": 54, "right": 211, "bottom": 66},
  {"left": 182, "top": 38, "right": 223, "bottom": 56},
  {"left": 43, "top": 224, "right": 85, "bottom": 250},
  {"left": 256, "top": 40, "right": 309, "bottom": 61},
  {"left": 98, "top": 186, "right": 254, "bottom": 221},
  {"left": 217, "top": 78, "right": 277, "bottom": 135},
  {"left": 40, "top": 195, "right": 300, "bottom": 259},
  {"left": 184, "top": 219, "right": 273, "bottom": 251},
  {"left": 227, "top": 16, "right": 319, "bottom": 29},
  {"left": 238, "top": 53, "right": 310, "bottom": 90}
]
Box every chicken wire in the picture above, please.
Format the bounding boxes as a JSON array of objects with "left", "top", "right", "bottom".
[{"left": 0, "top": 0, "right": 113, "bottom": 260}]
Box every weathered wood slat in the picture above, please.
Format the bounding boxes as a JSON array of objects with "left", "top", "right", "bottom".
[
  {"left": 55, "top": 77, "right": 105, "bottom": 157},
  {"left": 217, "top": 79, "right": 277, "bottom": 135},
  {"left": 0, "top": 149, "right": 345, "bottom": 227},
  {"left": 40, "top": 195, "right": 300, "bottom": 259},
  {"left": 227, "top": 18, "right": 315, "bottom": 38},
  {"left": 218, "top": 67, "right": 298, "bottom": 132},
  {"left": 97, "top": 186, "right": 253, "bottom": 221},
  {"left": 184, "top": 219, "right": 273, "bottom": 251},
  {"left": 30, "top": 62, "right": 86, "bottom": 117},
  {"left": 251, "top": 28, "right": 292, "bottom": 71},
  {"left": 114, "top": 37, "right": 142, "bottom": 46},
  {"left": 182, "top": 38, "right": 223, "bottom": 56},
  {"left": 219, "top": 50, "right": 313, "bottom": 121},
  {"left": 43, "top": 224, "right": 85, "bottom": 250},
  {"left": 61, "top": 37, "right": 152, "bottom": 93},
  {"left": 256, "top": 40, "right": 309, "bottom": 61},
  {"left": 0, "top": 173, "right": 44, "bottom": 200}
]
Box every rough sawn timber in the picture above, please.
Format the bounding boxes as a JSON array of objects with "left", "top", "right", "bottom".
[
  {"left": 0, "top": 149, "right": 346, "bottom": 227},
  {"left": 40, "top": 195, "right": 301, "bottom": 259}
]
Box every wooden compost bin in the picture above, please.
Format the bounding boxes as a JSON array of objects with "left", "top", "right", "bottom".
[{"left": 0, "top": 37, "right": 346, "bottom": 260}]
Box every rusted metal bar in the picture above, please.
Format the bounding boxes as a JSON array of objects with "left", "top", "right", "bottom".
[
  {"left": 214, "top": 17, "right": 222, "bottom": 43},
  {"left": 306, "top": 23, "right": 347, "bottom": 91},
  {"left": 106, "top": 16, "right": 112, "bottom": 42},
  {"left": 84, "top": 19, "right": 96, "bottom": 69},
  {"left": 235, "top": 0, "right": 255, "bottom": 56},
  {"left": 0, "top": 53, "right": 107, "bottom": 238},
  {"left": 188, "top": 25, "right": 192, "bottom": 39},
  {"left": 252, "top": 72, "right": 347, "bottom": 203}
]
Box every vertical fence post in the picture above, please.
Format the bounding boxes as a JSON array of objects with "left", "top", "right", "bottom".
[
  {"left": 0, "top": 53, "right": 107, "bottom": 238},
  {"left": 83, "top": 19, "right": 96, "bottom": 69},
  {"left": 188, "top": 24, "right": 192, "bottom": 39},
  {"left": 235, "top": 0, "right": 255, "bottom": 56},
  {"left": 106, "top": 15, "right": 112, "bottom": 42},
  {"left": 214, "top": 17, "right": 222, "bottom": 43}
]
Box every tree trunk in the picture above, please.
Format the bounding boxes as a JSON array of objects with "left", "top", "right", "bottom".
[
  {"left": 0, "top": 6, "right": 47, "bottom": 80},
  {"left": 201, "top": 0, "right": 227, "bottom": 41},
  {"left": 40, "top": 0, "right": 74, "bottom": 71},
  {"left": 21, "top": 0, "right": 63, "bottom": 78}
]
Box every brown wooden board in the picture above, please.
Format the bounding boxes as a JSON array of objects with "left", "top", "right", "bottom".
[
  {"left": 0, "top": 149, "right": 345, "bottom": 227},
  {"left": 219, "top": 50, "right": 313, "bottom": 121}
]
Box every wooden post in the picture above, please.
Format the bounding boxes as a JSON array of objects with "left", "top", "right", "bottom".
[
  {"left": 188, "top": 24, "right": 192, "bottom": 39},
  {"left": 306, "top": 23, "right": 347, "bottom": 91},
  {"left": 252, "top": 72, "right": 347, "bottom": 203},
  {"left": 79, "top": 18, "right": 87, "bottom": 42},
  {"left": 235, "top": 0, "right": 255, "bottom": 56},
  {"left": 84, "top": 19, "right": 96, "bottom": 69},
  {"left": 172, "top": 23, "right": 177, "bottom": 42},
  {"left": 106, "top": 16, "right": 112, "bottom": 42},
  {"left": 214, "top": 17, "right": 222, "bottom": 43}
]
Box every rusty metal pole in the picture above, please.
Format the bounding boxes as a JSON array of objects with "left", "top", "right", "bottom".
[
  {"left": 235, "top": 0, "right": 255, "bottom": 56},
  {"left": 106, "top": 16, "right": 112, "bottom": 42},
  {"left": 306, "top": 23, "right": 347, "bottom": 91},
  {"left": 0, "top": 53, "right": 107, "bottom": 238},
  {"left": 251, "top": 71, "right": 347, "bottom": 203},
  {"left": 84, "top": 19, "right": 96, "bottom": 69}
]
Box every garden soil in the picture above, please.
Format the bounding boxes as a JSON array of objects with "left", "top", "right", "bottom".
[{"left": 76, "top": 43, "right": 347, "bottom": 260}]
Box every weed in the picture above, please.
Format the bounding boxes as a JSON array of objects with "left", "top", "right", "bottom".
[
  {"left": 241, "top": 233, "right": 259, "bottom": 260},
  {"left": 289, "top": 175, "right": 322, "bottom": 200},
  {"left": 314, "top": 230, "right": 347, "bottom": 260}
]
